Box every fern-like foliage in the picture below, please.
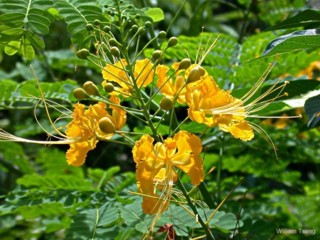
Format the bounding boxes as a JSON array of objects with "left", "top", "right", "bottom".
[
  {"left": 54, "top": 0, "right": 105, "bottom": 48},
  {"left": 257, "top": 0, "right": 305, "bottom": 26},
  {"left": 0, "top": 79, "right": 77, "bottom": 109},
  {"left": 0, "top": 0, "right": 54, "bottom": 60},
  {"left": 101, "top": 0, "right": 156, "bottom": 22}
]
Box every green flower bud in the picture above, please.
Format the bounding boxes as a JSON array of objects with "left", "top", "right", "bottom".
[
  {"left": 108, "top": 10, "right": 114, "bottom": 16},
  {"left": 103, "top": 25, "right": 111, "bottom": 33},
  {"left": 187, "top": 66, "right": 205, "bottom": 83},
  {"left": 83, "top": 81, "right": 100, "bottom": 96},
  {"left": 86, "top": 24, "right": 94, "bottom": 31},
  {"left": 94, "top": 19, "right": 101, "bottom": 26},
  {"left": 135, "top": 14, "right": 141, "bottom": 19},
  {"left": 145, "top": 21, "right": 152, "bottom": 28},
  {"left": 167, "top": 37, "right": 178, "bottom": 48},
  {"left": 138, "top": 27, "right": 145, "bottom": 36},
  {"left": 99, "top": 117, "right": 116, "bottom": 134},
  {"left": 76, "top": 48, "right": 90, "bottom": 59},
  {"left": 73, "top": 88, "right": 88, "bottom": 100},
  {"left": 152, "top": 50, "right": 162, "bottom": 60},
  {"left": 131, "top": 25, "right": 139, "bottom": 32},
  {"left": 179, "top": 58, "right": 191, "bottom": 70},
  {"left": 110, "top": 46, "right": 120, "bottom": 58},
  {"left": 103, "top": 82, "right": 114, "bottom": 93},
  {"left": 157, "top": 31, "right": 167, "bottom": 39},
  {"left": 109, "top": 38, "right": 117, "bottom": 46},
  {"left": 160, "top": 97, "right": 174, "bottom": 110}
]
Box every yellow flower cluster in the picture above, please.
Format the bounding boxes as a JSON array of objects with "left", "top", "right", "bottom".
[
  {"left": 132, "top": 131, "right": 203, "bottom": 214},
  {"left": 66, "top": 96, "right": 126, "bottom": 166},
  {"left": 155, "top": 62, "right": 254, "bottom": 141},
  {"left": 102, "top": 58, "right": 154, "bottom": 96},
  {"left": 0, "top": 53, "right": 294, "bottom": 217}
]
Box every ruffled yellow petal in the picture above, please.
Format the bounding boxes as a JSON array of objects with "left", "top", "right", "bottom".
[
  {"left": 142, "top": 193, "right": 169, "bottom": 215},
  {"left": 133, "top": 131, "right": 204, "bottom": 214},
  {"left": 156, "top": 62, "right": 187, "bottom": 104},
  {"left": 109, "top": 95, "right": 127, "bottom": 130},
  {"left": 220, "top": 121, "right": 254, "bottom": 141},
  {"left": 66, "top": 140, "right": 97, "bottom": 166},
  {"left": 102, "top": 59, "right": 131, "bottom": 94},
  {"left": 102, "top": 59, "right": 154, "bottom": 96},
  {"left": 186, "top": 74, "right": 252, "bottom": 141},
  {"left": 134, "top": 59, "right": 154, "bottom": 87},
  {"left": 171, "top": 131, "right": 204, "bottom": 185},
  {"left": 65, "top": 100, "right": 126, "bottom": 166},
  {"left": 132, "top": 134, "right": 156, "bottom": 165}
]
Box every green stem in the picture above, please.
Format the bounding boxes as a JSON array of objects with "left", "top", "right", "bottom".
[
  {"left": 216, "top": 134, "right": 224, "bottom": 202},
  {"left": 166, "top": 0, "right": 188, "bottom": 33},
  {"left": 176, "top": 178, "right": 215, "bottom": 240}
]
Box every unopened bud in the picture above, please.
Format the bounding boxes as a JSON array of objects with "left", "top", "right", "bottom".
[
  {"left": 73, "top": 88, "right": 88, "bottom": 100},
  {"left": 76, "top": 48, "right": 90, "bottom": 59},
  {"left": 103, "top": 26, "right": 111, "bottom": 33},
  {"left": 103, "top": 82, "right": 114, "bottom": 93},
  {"left": 94, "top": 19, "right": 101, "bottom": 26},
  {"left": 157, "top": 31, "right": 167, "bottom": 39},
  {"left": 138, "top": 27, "right": 145, "bottom": 36},
  {"left": 99, "top": 117, "right": 116, "bottom": 134},
  {"left": 160, "top": 97, "right": 173, "bottom": 110},
  {"left": 131, "top": 25, "right": 139, "bottom": 33},
  {"left": 108, "top": 10, "right": 114, "bottom": 16},
  {"left": 187, "top": 66, "right": 205, "bottom": 83},
  {"left": 86, "top": 24, "right": 94, "bottom": 31},
  {"left": 145, "top": 21, "right": 152, "bottom": 28},
  {"left": 179, "top": 58, "right": 191, "bottom": 70},
  {"left": 110, "top": 46, "right": 120, "bottom": 57},
  {"left": 109, "top": 38, "right": 117, "bottom": 46},
  {"left": 83, "top": 81, "right": 100, "bottom": 96},
  {"left": 167, "top": 37, "right": 178, "bottom": 48},
  {"left": 152, "top": 50, "right": 162, "bottom": 60}
]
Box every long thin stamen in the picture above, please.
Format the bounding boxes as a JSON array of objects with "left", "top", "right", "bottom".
[
  {"left": 0, "top": 128, "right": 75, "bottom": 145},
  {"left": 249, "top": 122, "right": 278, "bottom": 158}
]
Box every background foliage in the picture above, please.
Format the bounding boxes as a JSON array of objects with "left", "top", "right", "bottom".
[{"left": 0, "top": 0, "right": 319, "bottom": 239}]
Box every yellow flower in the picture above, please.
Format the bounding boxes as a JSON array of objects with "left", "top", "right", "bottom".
[
  {"left": 102, "top": 58, "right": 154, "bottom": 96},
  {"left": 155, "top": 62, "right": 210, "bottom": 104},
  {"left": 132, "top": 131, "right": 204, "bottom": 214},
  {"left": 0, "top": 96, "right": 127, "bottom": 167},
  {"left": 156, "top": 62, "right": 187, "bottom": 104},
  {"left": 186, "top": 74, "right": 254, "bottom": 141},
  {"left": 66, "top": 96, "right": 126, "bottom": 166},
  {"left": 297, "top": 60, "right": 320, "bottom": 80}
]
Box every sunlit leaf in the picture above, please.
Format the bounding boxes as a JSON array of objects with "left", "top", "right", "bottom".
[
  {"left": 263, "top": 29, "right": 320, "bottom": 58},
  {"left": 267, "top": 9, "right": 320, "bottom": 30},
  {"left": 304, "top": 93, "right": 320, "bottom": 127},
  {"left": 145, "top": 8, "right": 164, "bottom": 22}
]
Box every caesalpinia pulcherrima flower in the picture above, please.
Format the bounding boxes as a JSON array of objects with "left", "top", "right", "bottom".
[
  {"left": 102, "top": 58, "right": 154, "bottom": 96},
  {"left": 65, "top": 96, "right": 126, "bottom": 166},
  {"left": 132, "top": 130, "right": 204, "bottom": 214},
  {"left": 186, "top": 71, "right": 254, "bottom": 141},
  {"left": 0, "top": 96, "right": 127, "bottom": 166},
  {"left": 183, "top": 62, "right": 296, "bottom": 141}
]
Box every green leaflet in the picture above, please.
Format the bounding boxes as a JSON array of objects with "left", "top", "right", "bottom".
[
  {"left": 54, "top": 0, "right": 105, "bottom": 48},
  {"left": 145, "top": 7, "right": 164, "bottom": 22},
  {"left": 0, "top": 79, "right": 78, "bottom": 109},
  {"left": 0, "top": 0, "right": 54, "bottom": 59},
  {"left": 267, "top": 9, "right": 320, "bottom": 30},
  {"left": 304, "top": 93, "right": 320, "bottom": 128},
  {"left": 67, "top": 202, "right": 120, "bottom": 240},
  {"left": 262, "top": 29, "right": 320, "bottom": 58}
]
